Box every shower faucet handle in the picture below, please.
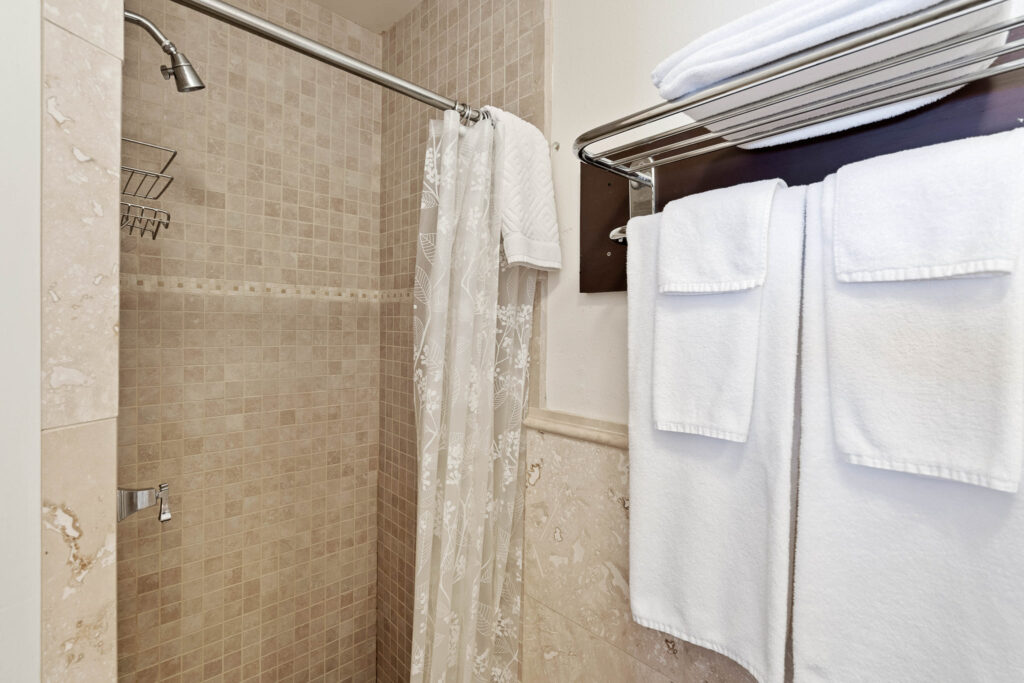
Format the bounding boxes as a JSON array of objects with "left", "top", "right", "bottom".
[
  {"left": 157, "top": 483, "right": 171, "bottom": 522},
  {"left": 117, "top": 483, "right": 172, "bottom": 523}
]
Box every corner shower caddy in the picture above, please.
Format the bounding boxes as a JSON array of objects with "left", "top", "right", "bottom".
[{"left": 120, "top": 137, "right": 176, "bottom": 239}]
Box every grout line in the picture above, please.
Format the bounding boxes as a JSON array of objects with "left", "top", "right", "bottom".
[
  {"left": 41, "top": 414, "right": 117, "bottom": 435},
  {"left": 43, "top": 17, "right": 123, "bottom": 63}
]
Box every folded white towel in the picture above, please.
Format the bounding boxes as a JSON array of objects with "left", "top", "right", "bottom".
[
  {"left": 834, "top": 128, "right": 1024, "bottom": 282},
  {"left": 628, "top": 185, "right": 805, "bottom": 683},
  {"left": 483, "top": 106, "right": 562, "bottom": 271},
  {"left": 826, "top": 129, "right": 1024, "bottom": 492},
  {"left": 658, "top": 179, "right": 783, "bottom": 293},
  {"left": 653, "top": 0, "right": 944, "bottom": 100},
  {"left": 654, "top": 0, "right": 1011, "bottom": 148},
  {"left": 794, "top": 176, "right": 1024, "bottom": 682},
  {"left": 652, "top": 179, "right": 784, "bottom": 441}
]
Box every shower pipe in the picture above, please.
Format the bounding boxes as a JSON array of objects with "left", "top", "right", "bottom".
[{"left": 169, "top": 0, "right": 482, "bottom": 122}]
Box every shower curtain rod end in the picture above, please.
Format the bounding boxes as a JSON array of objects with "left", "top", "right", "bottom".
[{"left": 455, "top": 102, "right": 483, "bottom": 122}]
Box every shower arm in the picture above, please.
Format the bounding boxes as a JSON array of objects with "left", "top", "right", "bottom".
[{"left": 124, "top": 10, "right": 180, "bottom": 56}]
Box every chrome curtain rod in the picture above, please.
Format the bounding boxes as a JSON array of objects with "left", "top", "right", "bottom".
[
  {"left": 169, "top": 0, "right": 482, "bottom": 122},
  {"left": 574, "top": 0, "right": 1019, "bottom": 186}
]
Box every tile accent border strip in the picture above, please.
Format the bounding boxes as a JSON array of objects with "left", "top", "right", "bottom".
[
  {"left": 523, "top": 408, "right": 629, "bottom": 450},
  {"left": 121, "top": 275, "right": 412, "bottom": 302}
]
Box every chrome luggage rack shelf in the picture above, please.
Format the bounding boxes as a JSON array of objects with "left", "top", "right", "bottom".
[
  {"left": 573, "top": 0, "right": 1024, "bottom": 241},
  {"left": 120, "top": 138, "right": 176, "bottom": 239}
]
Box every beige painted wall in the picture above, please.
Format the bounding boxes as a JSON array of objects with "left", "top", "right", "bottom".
[{"left": 544, "top": 0, "right": 765, "bottom": 423}]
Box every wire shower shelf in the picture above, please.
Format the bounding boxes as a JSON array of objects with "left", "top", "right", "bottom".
[
  {"left": 120, "top": 138, "right": 177, "bottom": 238},
  {"left": 120, "top": 202, "right": 170, "bottom": 239}
]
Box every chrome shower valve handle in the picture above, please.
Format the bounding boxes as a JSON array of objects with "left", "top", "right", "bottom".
[
  {"left": 157, "top": 483, "right": 172, "bottom": 522},
  {"left": 117, "top": 483, "right": 172, "bottom": 523}
]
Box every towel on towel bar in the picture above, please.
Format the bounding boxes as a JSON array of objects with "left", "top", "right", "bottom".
[
  {"left": 627, "top": 184, "right": 805, "bottom": 683},
  {"left": 652, "top": 0, "right": 1012, "bottom": 148},
  {"left": 657, "top": 179, "right": 782, "bottom": 293},
  {"left": 483, "top": 106, "right": 562, "bottom": 270},
  {"left": 793, "top": 172, "right": 1024, "bottom": 682},
  {"left": 653, "top": 179, "right": 784, "bottom": 441},
  {"left": 826, "top": 128, "right": 1024, "bottom": 492}
]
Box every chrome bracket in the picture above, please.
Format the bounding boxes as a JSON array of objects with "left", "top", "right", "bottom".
[
  {"left": 609, "top": 159, "right": 655, "bottom": 243},
  {"left": 117, "top": 483, "right": 171, "bottom": 523}
]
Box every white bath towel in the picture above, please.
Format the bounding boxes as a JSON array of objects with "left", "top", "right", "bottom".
[
  {"left": 653, "top": 179, "right": 784, "bottom": 441},
  {"left": 654, "top": 0, "right": 1011, "bottom": 148},
  {"left": 658, "top": 179, "right": 783, "bottom": 293},
  {"left": 483, "top": 106, "right": 562, "bottom": 270},
  {"left": 827, "top": 129, "right": 1024, "bottom": 492},
  {"left": 628, "top": 184, "right": 805, "bottom": 683},
  {"left": 652, "top": 0, "right": 942, "bottom": 97},
  {"left": 793, "top": 176, "right": 1024, "bottom": 682}
]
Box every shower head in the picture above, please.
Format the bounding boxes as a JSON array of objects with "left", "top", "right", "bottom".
[
  {"left": 161, "top": 53, "right": 205, "bottom": 92},
  {"left": 124, "top": 10, "right": 205, "bottom": 93}
]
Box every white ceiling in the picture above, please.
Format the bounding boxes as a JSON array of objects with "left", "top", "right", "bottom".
[{"left": 309, "top": 0, "right": 422, "bottom": 33}]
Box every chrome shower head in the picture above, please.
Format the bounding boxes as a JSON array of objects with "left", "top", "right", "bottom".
[
  {"left": 125, "top": 10, "right": 205, "bottom": 93},
  {"left": 161, "top": 53, "right": 205, "bottom": 92}
]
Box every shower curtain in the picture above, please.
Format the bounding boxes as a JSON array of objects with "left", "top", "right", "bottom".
[{"left": 411, "top": 110, "right": 538, "bottom": 682}]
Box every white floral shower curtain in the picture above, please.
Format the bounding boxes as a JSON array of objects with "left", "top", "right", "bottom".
[{"left": 411, "top": 110, "right": 538, "bottom": 682}]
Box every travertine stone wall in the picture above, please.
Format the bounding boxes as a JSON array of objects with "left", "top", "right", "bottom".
[
  {"left": 40, "top": 0, "right": 123, "bottom": 679},
  {"left": 522, "top": 424, "right": 758, "bottom": 683}
]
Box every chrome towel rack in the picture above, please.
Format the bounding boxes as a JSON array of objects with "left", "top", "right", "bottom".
[{"left": 575, "top": 0, "right": 1024, "bottom": 228}]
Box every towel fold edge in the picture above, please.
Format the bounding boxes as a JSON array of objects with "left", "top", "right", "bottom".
[
  {"left": 502, "top": 233, "right": 563, "bottom": 271},
  {"left": 654, "top": 421, "right": 749, "bottom": 442},
  {"left": 631, "top": 615, "right": 766, "bottom": 683},
  {"left": 836, "top": 258, "right": 1016, "bottom": 283},
  {"left": 843, "top": 452, "right": 1020, "bottom": 493},
  {"left": 658, "top": 277, "right": 764, "bottom": 294}
]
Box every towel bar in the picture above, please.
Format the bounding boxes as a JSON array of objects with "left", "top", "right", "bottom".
[{"left": 574, "top": 0, "right": 1024, "bottom": 190}]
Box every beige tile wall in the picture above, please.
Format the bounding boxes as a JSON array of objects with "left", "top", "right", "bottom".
[
  {"left": 376, "top": 1, "right": 548, "bottom": 681},
  {"left": 118, "top": 1, "right": 381, "bottom": 680},
  {"left": 522, "top": 426, "right": 757, "bottom": 683},
  {"left": 40, "top": 3, "right": 123, "bottom": 680}
]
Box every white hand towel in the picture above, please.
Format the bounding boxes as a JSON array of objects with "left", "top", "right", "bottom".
[
  {"left": 658, "top": 179, "right": 783, "bottom": 293},
  {"left": 653, "top": 179, "right": 784, "bottom": 441},
  {"left": 483, "top": 106, "right": 562, "bottom": 271},
  {"left": 628, "top": 184, "right": 805, "bottom": 683},
  {"left": 793, "top": 176, "right": 1024, "bottom": 682},
  {"left": 653, "top": 0, "right": 1010, "bottom": 148},
  {"left": 826, "top": 129, "right": 1024, "bottom": 492}
]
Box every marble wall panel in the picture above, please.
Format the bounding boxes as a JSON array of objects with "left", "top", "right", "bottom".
[
  {"left": 42, "top": 419, "right": 119, "bottom": 683},
  {"left": 523, "top": 427, "right": 756, "bottom": 683},
  {"left": 41, "top": 20, "right": 122, "bottom": 430}
]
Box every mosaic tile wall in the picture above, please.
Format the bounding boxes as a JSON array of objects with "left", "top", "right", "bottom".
[
  {"left": 118, "top": 0, "right": 382, "bottom": 680},
  {"left": 377, "top": 2, "right": 548, "bottom": 680}
]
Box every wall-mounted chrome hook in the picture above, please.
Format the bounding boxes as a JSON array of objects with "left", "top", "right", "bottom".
[
  {"left": 609, "top": 159, "right": 656, "bottom": 243},
  {"left": 117, "top": 483, "right": 171, "bottom": 523}
]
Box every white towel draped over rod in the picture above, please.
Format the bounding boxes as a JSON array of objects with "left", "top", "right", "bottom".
[{"left": 574, "top": 0, "right": 1024, "bottom": 190}]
